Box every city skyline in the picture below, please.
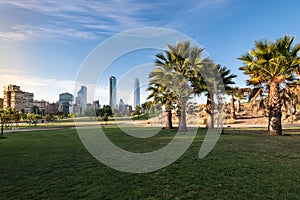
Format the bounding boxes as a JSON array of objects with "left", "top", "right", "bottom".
[{"left": 0, "top": 1, "right": 300, "bottom": 104}]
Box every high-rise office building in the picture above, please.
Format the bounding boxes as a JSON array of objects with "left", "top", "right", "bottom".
[
  {"left": 3, "top": 84, "right": 33, "bottom": 113},
  {"left": 75, "top": 85, "right": 87, "bottom": 115},
  {"left": 109, "top": 76, "right": 117, "bottom": 109},
  {"left": 133, "top": 78, "right": 140, "bottom": 108},
  {"left": 119, "top": 98, "right": 124, "bottom": 113},
  {"left": 58, "top": 92, "right": 73, "bottom": 117},
  {"left": 93, "top": 100, "right": 100, "bottom": 110}
]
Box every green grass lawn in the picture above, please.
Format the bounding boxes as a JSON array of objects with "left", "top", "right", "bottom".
[{"left": 0, "top": 127, "right": 300, "bottom": 199}]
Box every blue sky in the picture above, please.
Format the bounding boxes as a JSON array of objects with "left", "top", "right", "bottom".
[{"left": 0, "top": 0, "right": 299, "bottom": 105}]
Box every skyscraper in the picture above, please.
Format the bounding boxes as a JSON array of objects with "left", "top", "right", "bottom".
[
  {"left": 109, "top": 76, "right": 117, "bottom": 109},
  {"left": 119, "top": 98, "right": 124, "bottom": 113},
  {"left": 76, "top": 85, "right": 87, "bottom": 115},
  {"left": 133, "top": 78, "right": 140, "bottom": 108},
  {"left": 58, "top": 92, "right": 74, "bottom": 117}
]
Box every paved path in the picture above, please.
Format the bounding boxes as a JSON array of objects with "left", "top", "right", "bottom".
[{"left": 2, "top": 119, "right": 300, "bottom": 135}]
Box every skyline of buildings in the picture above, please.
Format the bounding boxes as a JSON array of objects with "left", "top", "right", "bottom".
[
  {"left": 1, "top": 80, "right": 300, "bottom": 118},
  {"left": 0, "top": 75, "right": 143, "bottom": 116}
]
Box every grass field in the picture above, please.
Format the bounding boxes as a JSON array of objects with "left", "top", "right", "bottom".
[{"left": 0, "top": 127, "right": 300, "bottom": 199}]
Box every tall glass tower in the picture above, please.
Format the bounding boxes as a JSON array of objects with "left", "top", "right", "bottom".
[
  {"left": 133, "top": 78, "right": 140, "bottom": 108},
  {"left": 109, "top": 76, "right": 117, "bottom": 109},
  {"left": 76, "top": 85, "right": 87, "bottom": 115}
]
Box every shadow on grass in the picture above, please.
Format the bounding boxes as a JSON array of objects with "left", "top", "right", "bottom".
[{"left": 223, "top": 127, "right": 300, "bottom": 136}]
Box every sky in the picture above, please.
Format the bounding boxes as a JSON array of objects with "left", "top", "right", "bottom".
[{"left": 0, "top": 0, "right": 300, "bottom": 105}]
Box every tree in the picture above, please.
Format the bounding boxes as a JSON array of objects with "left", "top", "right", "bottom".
[
  {"left": 12, "top": 111, "right": 22, "bottom": 127},
  {"left": 192, "top": 58, "right": 236, "bottom": 128},
  {"left": 236, "top": 88, "right": 248, "bottom": 112},
  {"left": 0, "top": 109, "right": 10, "bottom": 139},
  {"left": 239, "top": 35, "right": 300, "bottom": 135},
  {"left": 135, "top": 105, "right": 141, "bottom": 116},
  {"left": 141, "top": 101, "right": 153, "bottom": 115},
  {"left": 97, "top": 105, "right": 113, "bottom": 124},
  {"left": 227, "top": 87, "right": 238, "bottom": 119},
  {"left": 149, "top": 41, "right": 203, "bottom": 132},
  {"left": 27, "top": 113, "right": 41, "bottom": 126},
  {"left": 147, "top": 84, "right": 174, "bottom": 129},
  {"left": 45, "top": 114, "right": 57, "bottom": 122},
  {"left": 68, "top": 112, "right": 74, "bottom": 118}
]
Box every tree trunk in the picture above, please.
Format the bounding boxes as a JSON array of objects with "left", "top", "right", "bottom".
[
  {"left": 237, "top": 99, "right": 241, "bottom": 112},
  {"left": 178, "top": 105, "right": 187, "bottom": 132},
  {"left": 1, "top": 123, "right": 3, "bottom": 139},
  {"left": 269, "top": 81, "right": 282, "bottom": 135},
  {"left": 164, "top": 110, "right": 173, "bottom": 129},
  {"left": 231, "top": 95, "right": 236, "bottom": 119},
  {"left": 206, "top": 96, "right": 214, "bottom": 128}
]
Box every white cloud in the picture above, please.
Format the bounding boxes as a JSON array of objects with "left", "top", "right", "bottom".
[
  {"left": 0, "top": 0, "right": 164, "bottom": 42},
  {"left": 0, "top": 69, "right": 75, "bottom": 102},
  {"left": 0, "top": 31, "right": 28, "bottom": 42},
  {"left": 0, "top": 0, "right": 232, "bottom": 43},
  {"left": 188, "top": 0, "right": 232, "bottom": 13},
  {"left": 0, "top": 25, "right": 98, "bottom": 42}
]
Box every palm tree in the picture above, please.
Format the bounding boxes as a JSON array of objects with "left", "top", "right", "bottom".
[
  {"left": 239, "top": 35, "right": 300, "bottom": 135},
  {"left": 147, "top": 84, "right": 174, "bottom": 129},
  {"left": 227, "top": 87, "right": 239, "bottom": 119},
  {"left": 149, "top": 41, "right": 204, "bottom": 132},
  {"left": 236, "top": 88, "right": 248, "bottom": 112},
  {"left": 192, "top": 58, "right": 236, "bottom": 128}
]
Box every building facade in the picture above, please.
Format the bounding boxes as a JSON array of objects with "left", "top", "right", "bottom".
[
  {"left": 75, "top": 85, "right": 87, "bottom": 116},
  {"left": 58, "top": 92, "right": 73, "bottom": 117},
  {"left": 133, "top": 78, "right": 140, "bottom": 108},
  {"left": 118, "top": 98, "right": 124, "bottom": 113},
  {"left": 93, "top": 100, "right": 100, "bottom": 110},
  {"left": 33, "top": 100, "right": 49, "bottom": 116},
  {"left": 3, "top": 84, "right": 34, "bottom": 113},
  {"left": 48, "top": 102, "right": 59, "bottom": 114},
  {"left": 109, "top": 76, "right": 117, "bottom": 109}
]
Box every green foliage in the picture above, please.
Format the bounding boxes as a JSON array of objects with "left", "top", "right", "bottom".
[
  {"left": 96, "top": 105, "right": 113, "bottom": 124},
  {"left": 239, "top": 35, "right": 300, "bottom": 135},
  {"left": 135, "top": 105, "right": 141, "bottom": 115},
  {"left": 148, "top": 41, "right": 207, "bottom": 131},
  {"left": 45, "top": 114, "right": 57, "bottom": 122},
  {"left": 68, "top": 112, "right": 74, "bottom": 118},
  {"left": 96, "top": 105, "right": 113, "bottom": 118},
  {"left": 239, "top": 35, "right": 300, "bottom": 87}
]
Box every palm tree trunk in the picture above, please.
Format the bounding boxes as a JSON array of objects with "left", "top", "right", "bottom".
[
  {"left": 231, "top": 95, "right": 236, "bottom": 119},
  {"left": 164, "top": 110, "right": 173, "bottom": 129},
  {"left": 237, "top": 99, "right": 241, "bottom": 112},
  {"left": 206, "top": 96, "right": 214, "bottom": 128},
  {"left": 269, "top": 81, "right": 282, "bottom": 135},
  {"left": 178, "top": 105, "right": 187, "bottom": 132}
]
